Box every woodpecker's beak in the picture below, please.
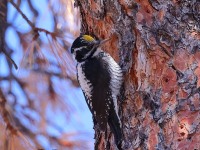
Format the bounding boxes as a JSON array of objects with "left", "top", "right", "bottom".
[
  {"left": 99, "top": 38, "right": 110, "bottom": 46},
  {"left": 92, "top": 38, "right": 110, "bottom": 48},
  {"left": 98, "top": 38, "right": 110, "bottom": 47}
]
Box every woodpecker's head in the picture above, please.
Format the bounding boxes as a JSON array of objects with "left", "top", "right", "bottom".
[{"left": 71, "top": 35, "right": 109, "bottom": 62}]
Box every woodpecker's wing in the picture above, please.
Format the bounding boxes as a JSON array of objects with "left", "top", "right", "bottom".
[
  {"left": 77, "top": 57, "right": 110, "bottom": 130},
  {"left": 77, "top": 50, "right": 123, "bottom": 131}
]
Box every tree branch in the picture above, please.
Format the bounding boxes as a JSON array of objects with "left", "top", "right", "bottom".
[
  {"left": 9, "top": 0, "right": 57, "bottom": 38},
  {"left": 0, "top": 89, "right": 17, "bottom": 134},
  {"left": 9, "top": 0, "right": 35, "bottom": 29},
  {"left": 1, "top": 47, "right": 18, "bottom": 69},
  {"left": 0, "top": 0, "right": 18, "bottom": 69}
]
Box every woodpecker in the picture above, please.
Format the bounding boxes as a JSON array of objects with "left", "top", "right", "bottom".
[{"left": 71, "top": 35, "right": 123, "bottom": 146}]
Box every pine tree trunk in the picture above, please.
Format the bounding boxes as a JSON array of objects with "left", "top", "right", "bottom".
[{"left": 75, "top": 0, "right": 200, "bottom": 149}]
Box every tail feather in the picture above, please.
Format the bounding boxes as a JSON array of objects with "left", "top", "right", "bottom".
[{"left": 108, "top": 111, "right": 123, "bottom": 148}]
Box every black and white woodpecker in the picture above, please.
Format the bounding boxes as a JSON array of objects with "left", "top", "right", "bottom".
[{"left": 71, "top": 35, "right": 123, "bottom": 146}]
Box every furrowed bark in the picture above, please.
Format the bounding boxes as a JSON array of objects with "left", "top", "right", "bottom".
[{"left": 75, "top": 0, "right": 200, "bottom": 149}]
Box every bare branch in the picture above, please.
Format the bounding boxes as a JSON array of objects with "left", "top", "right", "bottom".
[
  {"left": 1, "top": 48, "right": 18, "bottom": 69},
  {"left": 9, "top": 0, "right": 35, "bottom": 29},
  {"left": 9, "top": 0, "right": 58, "bottom": 39},
  {"left": 0, "top": 89, "right": 17, "bottom": 135},
  {"left": 0, "top": 0, "right": 18, "bottom": 69}
]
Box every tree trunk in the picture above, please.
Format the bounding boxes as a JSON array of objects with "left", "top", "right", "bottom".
[{"left": 75, "top": 0, "right": 200, "bottom": 149}]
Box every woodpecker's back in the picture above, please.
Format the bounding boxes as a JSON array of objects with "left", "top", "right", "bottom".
[{"left": 71, "top": 35, "right": 123, "bottom": 146}]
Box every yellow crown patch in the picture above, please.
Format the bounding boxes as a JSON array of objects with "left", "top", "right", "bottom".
[{"left": 82, "top": 35, "right": 95, "bottom": 42}]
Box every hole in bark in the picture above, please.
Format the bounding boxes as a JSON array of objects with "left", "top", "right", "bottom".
[
  {"left": 146, "top": 8, "right": 150, "bottom": 13},
  {"left": 170, "top": 90, "right": 174, "bottom": 95},
  {"left": 101, "top": 34, "right": 105, "bottom": 39},
  {"left": 180, "top": 124, "right": 184, "bottom": 129},
  {"left": 178, "top": 138, "right": 182, "bottom": 141},
  {"left": 180, "top": 132, "right": 185, "bottom": 136},
  {"left": 163, "top": 77, "right": 169, "bottom": 83}
]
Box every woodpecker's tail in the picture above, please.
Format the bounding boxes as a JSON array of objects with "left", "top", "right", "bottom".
[{"left": 108, "top": 110, "right": 123, "bottom": 149}]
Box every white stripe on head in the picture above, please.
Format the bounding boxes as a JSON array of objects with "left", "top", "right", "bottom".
[{"left": 73, "top": 46, "right": 87, "bottom": 53}]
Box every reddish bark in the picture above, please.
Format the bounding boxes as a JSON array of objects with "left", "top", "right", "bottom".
[{"left": 75, "top": 0, "right": 200, "bottom": 149}]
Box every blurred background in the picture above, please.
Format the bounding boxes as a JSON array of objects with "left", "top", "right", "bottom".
[{"left": 0, "top": 0, "right": 94, "bottom": 149}]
